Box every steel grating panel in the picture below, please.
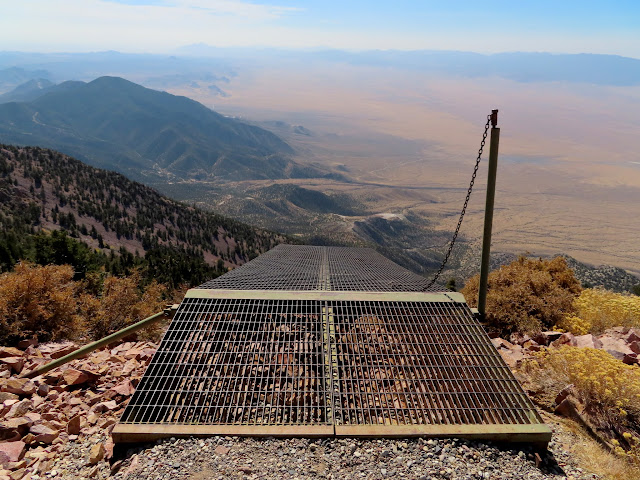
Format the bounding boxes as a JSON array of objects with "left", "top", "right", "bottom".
[
  {"left": 330, "top": 301, "right": 540, "bottom": 428},
  {"left": 120, "top": 298, "right": 332, "bottom": 433},
  {"left": 326, "top": 247, "right": 441, "bottom": 292},
  {"left": 198, "top": 246, "right": 324, "bottom": 291},
  {"left": 199, "top": 245, "right": 445, "bottom": 292},
  {"left": 115, "top": 246, "right": 551, "bottom": 444}
]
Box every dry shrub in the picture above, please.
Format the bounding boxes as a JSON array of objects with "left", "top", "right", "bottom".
[
  {"left": 0, "top": 262, "right": 83, "bottom": 343},
  {"left": 557, "top": 288, "right": 640, "bottom": 335},
  {"left": 462, "top": 256, "right": 582, "bottom": 335},
  {"left": 81, "top": 270, "right": 167, "bottom": 340},
  {"left": 556, "top": 416, "right": 640, "bottom": 480},
  {"left": 523, "top": 346, "right": 640, "bottom": 464}
]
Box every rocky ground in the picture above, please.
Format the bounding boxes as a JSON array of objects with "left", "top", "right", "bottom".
[
  {"left": 0, "top": 330, "right": 638, "bottom": 480},
  {"left": 0, "top": 340, "right": 154, "bottom": 479},
  {"left": 109, "top": 433, "right": 598, "bottom": 480},
  {"left": 492, "top": 326, "right": 640, "bottom": 369}
]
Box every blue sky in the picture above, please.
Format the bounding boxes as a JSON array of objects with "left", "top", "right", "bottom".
[{"left": 1, "top": 0, "right": 638, "bottom": 57}]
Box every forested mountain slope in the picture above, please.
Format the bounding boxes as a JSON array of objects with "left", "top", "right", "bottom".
[{"left": 0, "top": 144, "right": 291, "bottom": 285}]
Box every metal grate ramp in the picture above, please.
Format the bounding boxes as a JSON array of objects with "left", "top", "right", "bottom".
[{"left": 114, "top": 246, "right": 551, "bottom": 445}]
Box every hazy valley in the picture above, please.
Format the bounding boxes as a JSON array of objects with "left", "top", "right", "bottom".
[{"left": 1, "top": 50, "right": 639, "bottom": 288}]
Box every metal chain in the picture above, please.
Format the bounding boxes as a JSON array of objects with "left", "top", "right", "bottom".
[{"left": 425, "top": 113, "right": 492, "bottom": 289}]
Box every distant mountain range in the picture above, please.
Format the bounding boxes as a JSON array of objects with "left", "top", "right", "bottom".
[
  {"left": 176, "top": 47, "right": 640, "bottom": 86},
  {"left": 0, "top": 76, "right": 326, "bottom": 182},
  {"left": 0, "top": 78, "right": 55, "bottom": 103},
  {"left": 2, "top": 50, "right": 639, "bottom": 89},
  {"left": 0, "top": 66, "right": 53, "bottom": 92}
]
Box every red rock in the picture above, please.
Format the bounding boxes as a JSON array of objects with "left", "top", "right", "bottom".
[
  {"left": 82, "top": 426, "right": 98, "bottom": 436},
  {"left": 597, "top": 335, "right": 634, "bottom": 360},
  {"left": 0, "top": 423, "right": 21, "bottom": 442},
  {"left": 0, "top": 348, "right": 23, "bottom": 359},
  {"left": 89, "top": 351, "right": 110, "bottom": 365},
  {"left": 99, "top": 418, "right": 116, "bottom": 429},
  {"left": 214, "top": 445, "right": 230, "bottom": 455},
  {"left": 17, "top": 339, "right": 37, "bottom": 350},
  {"left": 531, "top": 331, "right": 562, "bottom": 346},
  {"left": 104, "top": 439, "right": 114, "bottom": 460},
  {"left": 0, "top": 392, "right": 18, "bottom": 403},
  {"left": 111, "top": 342, "right": 135, "bottom": 356},
  {"left": 48, "top": 344, "right": 77, "bottom": 359},
  {"left": 574, "top": 334, "right": 603, "bottom": 349},
  {"left": 554, "top": 384, "right": 576, "bottom": 405},
  {"left": 491, "top": 338, "right": 515, "bottom": 350},
  {"left": 36, "top": 383, "right": 50, "bottom": 396},
  {"left": 141, "top": 348, "right": 156, "bottom": 360},
  {"left": 111, "top": 380, "right": 134, "bottom": 397},
  {"left": 2, "top": 399, "right": 19, "bottom": 409},
  {"left": 41, "top": 412, "right": 60, "bottom": 422},
  {"left": 42, "top": 371, "right": 64, "bottom": 386},
  {"left": 9, "top": 467, "right": 26, "bottom": 479},
  {"left": 123, "top": 454, "right": 139, "bottom": 476},
  {"left": 5, "top": 399, "right": 32, "bottom": 419},
  {"left": 86, "top": 414, "right": 100, "bottom": 425},
  {"left": 0, "top": 358, "right": 24, "bottom": 374},
  {"left": 89, "top": 443, "right": 105, "bottom": 464},
  {"left": 122, "top": 360, "right": 137, "bottom": 376},
  {"left": 0, "top": 419, "right": 30, "bottom": 441},
  {"left": 0, "top": 442, "right": 25, "bottom": 466},
  {"left": 3, "top": 417, "right": 32, "bottom": 430},
  {"left": 626, "top": 329, "right": 640, "bottom": 344},
  {"left": 67, "top": 416, "right": 81, "bottom": 435},
  {"left": 522, "top": 339, "right": 541, "bottom": 352},
  {"left": 8, "top": 459, "right": 26, "bottom": 470},
  {"left": 123, "top": 349, "right": 143, "bottom": 360},
  {"left": 623, "top": 353, "right": 639, "bottom": 365},
  {"left": 2, "top": 379, "right": 36, "bottom": 396},
  {"left": 61, "top": 369, "right": 90, "bottom": 386},
  {"left": 29, "top": 424, "right": 58, "bottom": 444},
  {"left": 629, "top": 341, "right": 640, "bottom": 354},
  {"left": 551, "top": 332, "right": 575, "bottom": 347},
  {"left": 92, "top": 400, "right": 117, "bottom": 413},
  {"left": 110, "top": 459, "right": 124, "bottom": 475},
  {"left": 498, "top": 348, "right": 525, "bottom": 368},
  {"left": 48, "top": 420, "right": 65, "bottom": 431},
  {"left": 24, "top": 412, "right": 40, "bottom": 423}
]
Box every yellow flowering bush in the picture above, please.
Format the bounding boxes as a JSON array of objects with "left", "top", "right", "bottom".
[
  {"left": 525, "top": 345, "right": 640, "bottom": 463},
  {"left": 557, "top": 288, "right": 640, "bottom": 334},
  {"left": 535, "top": 346, "right": 640, "bottom": 414}
]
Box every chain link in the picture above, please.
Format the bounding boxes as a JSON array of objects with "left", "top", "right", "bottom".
[{"left": 425, "top": 113, "right": 492, "bottom": 289}]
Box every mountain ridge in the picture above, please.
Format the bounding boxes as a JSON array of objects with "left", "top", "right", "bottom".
[{"left": 0, "top": 76, "right": 328, "bottom": 182}]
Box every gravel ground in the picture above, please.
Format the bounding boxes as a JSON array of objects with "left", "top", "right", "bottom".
[
  {"left": 94, "top": 434, "right": 599, "bottom": 480},
  {"left": 23, "top": 411, "right": 610, "bottom": 480}
]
